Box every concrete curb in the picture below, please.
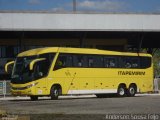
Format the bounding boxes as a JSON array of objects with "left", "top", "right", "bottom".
[
  {"left": 0, "top": 94, "right": 160, "bottom": 101},
  {"left": 0, "top": 95, "right": 96, "bottom": 101}
]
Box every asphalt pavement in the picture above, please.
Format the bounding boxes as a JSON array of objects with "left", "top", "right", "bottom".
[{"left": 0, "top": 94, "right": 160, "bottom": 120}]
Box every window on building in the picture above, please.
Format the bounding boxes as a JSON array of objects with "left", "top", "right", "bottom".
[{"left": 0, "top": 46, "right": 19, "bottom": 58}]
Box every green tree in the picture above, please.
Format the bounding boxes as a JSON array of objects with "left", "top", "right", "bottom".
[{"left": 153, "top": 49, "right": 160, "bottom": 77}]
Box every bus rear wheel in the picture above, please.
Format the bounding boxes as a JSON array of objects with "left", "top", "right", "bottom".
[
  {"left": 50, "top": 86, "right": 61, "bottom": 100},
  {"left": 117, "top": 85, "right": 127, "bottom": 97},
  {"left": 127, "top": 85, "right": 137, "bottom": 97},
  {"left": 30, "top": 96, "right": 38, "bottom": 101}
]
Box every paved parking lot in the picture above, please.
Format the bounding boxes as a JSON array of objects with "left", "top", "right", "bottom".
[{"left": 0, "top": 94, "right": 160, "bottom": 120}]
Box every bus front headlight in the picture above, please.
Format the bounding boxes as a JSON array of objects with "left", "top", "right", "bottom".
[{"left": 26, "top": 82, "right": 38, "bottom": 89}]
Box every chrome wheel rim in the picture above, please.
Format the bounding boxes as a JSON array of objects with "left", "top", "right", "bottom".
[
  {"left": 130, "top": 87, "right": 135, "bottom": 95},
  {"left": 54, "top": 89, "right": 58, "bottom": 96},
  {"left": 119, "top": 88, "right": 125, "bottom": 96}
]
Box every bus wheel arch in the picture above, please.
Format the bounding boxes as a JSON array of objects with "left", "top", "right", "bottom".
[
  {"left": 117, "top": 83, "right": 127, "bottom": 97},
  {"left": 127, "top": 83, "right": 137, "bottom": 97},
  {"left": 50, "top": 84, "right": 62, "bottom": 100}
]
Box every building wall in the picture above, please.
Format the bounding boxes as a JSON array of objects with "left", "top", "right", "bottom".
[{"left": 1, "top": 13, "right": 160, "bottom": 31}]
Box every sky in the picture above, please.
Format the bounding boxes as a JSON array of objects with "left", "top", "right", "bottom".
[{"left": 0, "top": 0, "right": 160, "bottom": 13}]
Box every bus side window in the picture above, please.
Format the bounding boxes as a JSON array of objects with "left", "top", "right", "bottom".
[
  {"left": 121, "top": 57, "right": 131, "bottom": 68},
  {"left": 124, "top": 58, "right": 131, "bottom": 68},
  {"left": 125, "top": 62, "right": 131, "bottom": 68},
  {"left": 88, "top": 56, "right": 94, "bottom": 67},
  {"left": 54, "top": 55, "right": 67, "bottom": 70},
  {"left": 140, "top": 57, "right": 151, "bottom": 68},
  {"left": 73, "top": 55, "right": 88, "bottom": 67},
  {"left": 87, "top": 55, "right": 102, "bottom": 68},
  {"left": 104, "top": 58, "right": 109, "bottom": 67},
  {"left": 132, "top": 58, "right": 139, "bottom": 68},
  {"left": 94, "top": 56, "right": 103, "bottom": 68},
  {"left": 121, "top": 57, "right": 140, "bottom": 69},
  {"left": 66, "top": 55, "right": 73, "bottom": 67},
  {"left": 104, "top": 57, "right": 117, "bottom": 68},
  {"left": 109, "top": 58, "right": 117, "bottom": 68},
  {"left": 73, "top": 55, "right": 83, "bottom": 67},
  {"left": 77, "top": 55, "right": 83, "bottom": 67}
]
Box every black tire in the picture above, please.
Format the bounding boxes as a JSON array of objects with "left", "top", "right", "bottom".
[
  {"left": 117, "top": 85, "right": 127, "bottom": 97},
  {"left": 50, "top": 86, "right": 61, "bottom": 100},
  {"left": 30, "top": 96, "right": 38, "bottom": 101},
  {"left": 127, "top": 85, "right": 137, "bottom": 97}
]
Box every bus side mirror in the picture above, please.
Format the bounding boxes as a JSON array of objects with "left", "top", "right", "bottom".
[
  {"left": 5, "top": 61, "right": 15, "bottom": 73},
  {"left": 29, "top": 58, "right": 46, "bottom": 71}
]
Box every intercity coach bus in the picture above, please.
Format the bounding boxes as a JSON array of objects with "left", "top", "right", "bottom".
[{"left": 5, "top": 47, "right": 153, "bottom": 100}]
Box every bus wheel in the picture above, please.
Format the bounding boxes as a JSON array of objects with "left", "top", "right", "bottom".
[
  {"left": 50, "top": 86, "right": 60, "bottom": 100},
  {"left": 30, "top": 96, "right": 38, "bottom": 101},
  {"left": 117, "top": 85, "right": 127, "bottom": 97},
  {"left": 127, "top": 84, "right": 137, "bottom": 97}
]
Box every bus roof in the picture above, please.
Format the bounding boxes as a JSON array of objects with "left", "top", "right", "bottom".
[
  {"left": 18, "top": 47, "right": 152, "bottom": 57},
  {"left": 18, "top": 47, "right": 59, "bottom": 57}
]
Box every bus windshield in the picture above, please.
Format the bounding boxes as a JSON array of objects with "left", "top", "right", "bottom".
[{"left": 11, "top": 53, "right": 55, "bottom": 84}]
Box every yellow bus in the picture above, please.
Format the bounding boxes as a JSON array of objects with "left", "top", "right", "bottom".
[{"left": 5, "top": 47, "right": 153, "bottom": 100}]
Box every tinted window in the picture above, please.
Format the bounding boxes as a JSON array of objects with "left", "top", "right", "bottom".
[
  {"left": 88, "top": 56, "right": 94, "bottom": 67},
  {"left": 94, "top": 55, "right": 104, "bottom": 68},
  {"left": 104, "top": 57, "right": 117, "bottom": 68},
  {"left": 120, "top": 57, "right": 140, "bottom": 69},
  {"left": 132, "top": 58, "right": 140, "bottom": 68},
  {"left": 86, "top": 55, "right": 103, "bottom": 68},
  {"left": 11, "top": 53, "right": 55, "bottom": 84},
  {"left": 140, "top": 57, "right": 151, "bottom": 68},
  {"left": 35, "top": 53, "right": 54, "bottom": 78},
  {"left": 54, "top": 54, "right": 73, "bottom": 70},
  {"left": 73, "top": 55, "right": 88, "bottom": 67},
  {"left": 54, "top": 53, "right": 151, "bottom": 69}
]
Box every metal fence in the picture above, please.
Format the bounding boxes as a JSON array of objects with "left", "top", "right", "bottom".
[
  {"left": 0, "top": 80, "right": 11, "bottom": 97},
  {"left": 154, "top": 78, "right": 160, "bottom": 92}
]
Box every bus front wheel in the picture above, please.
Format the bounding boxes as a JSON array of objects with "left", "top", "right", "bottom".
[
  {"left": 50, "top": 86, "right": 61, "bottom": 100},
  {"left": 117, "top": 85, "right": 127, "bottom": 97}
]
